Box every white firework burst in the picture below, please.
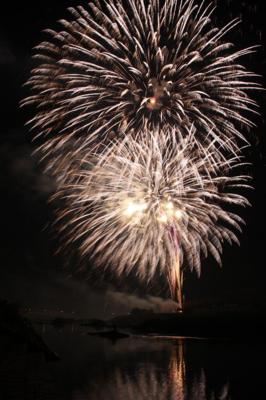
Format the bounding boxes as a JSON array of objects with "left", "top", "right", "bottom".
[
  {"left": 22, "top": 0, "right": 259, "bottom": 163},
  {"left": 54, "top": 128, "right": 250, "bottom": 305}
]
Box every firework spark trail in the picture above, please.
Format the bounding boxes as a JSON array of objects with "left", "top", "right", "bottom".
[
  {"left": 53, "top": 128, "right": 250, "bottom": 304},
  {"left": 22, "top": 0, "right": 260, "bottom": 168}
]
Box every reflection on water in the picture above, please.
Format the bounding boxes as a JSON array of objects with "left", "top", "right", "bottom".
[
  {"left": 80, "top": 339, "right": 229, "bottom": 400},
  {"left": 83, "top": 343, "right": 229, "bottom": 400},
  {"left": 0, "top": 324, "right": 265, "bottom": 399}
]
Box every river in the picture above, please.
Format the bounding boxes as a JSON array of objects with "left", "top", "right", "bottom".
[{"left": 0, "top": 323, "right": 265, "bottom": 399}]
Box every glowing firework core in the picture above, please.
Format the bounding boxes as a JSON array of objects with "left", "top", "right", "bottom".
[
  {"left": 124, "top": 200, "right": 148, "bottom": 219},
  {"left": 157, "top": 201, "right": 183, "bottom": 224},
  {"left": 123, "top": 196, "right": 183, "bottom": 226},
  {"left": 147, "top": 96, "right": 158, "bottom": 109}
]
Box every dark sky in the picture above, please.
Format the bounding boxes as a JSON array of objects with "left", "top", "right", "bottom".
[{"left": 0, "top": 0, "right": 265, "bottom": 317}]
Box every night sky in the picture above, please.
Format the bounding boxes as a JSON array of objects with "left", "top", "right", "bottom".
[{"left": 0, "top": 0, "right": 265, "bottom": 318}]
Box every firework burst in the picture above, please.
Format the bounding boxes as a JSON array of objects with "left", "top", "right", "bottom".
[
  {"left": 54, "top": 129, "right": 250, "bottom": 306},
  {"left": 22, "top": 0, "right": 259, "bottom": 163}
]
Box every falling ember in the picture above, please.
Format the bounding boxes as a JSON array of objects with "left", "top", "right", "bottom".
[{"left": 167, "top": 225, "right": 183, "bottom": 311}]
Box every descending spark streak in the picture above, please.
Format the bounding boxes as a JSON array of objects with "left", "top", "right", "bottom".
[
  {"left": 54, "top": 129, "right": 250, "bottom": 306},
  {"left": 22, "top": 0, "right": 259, "bottom": 166}
]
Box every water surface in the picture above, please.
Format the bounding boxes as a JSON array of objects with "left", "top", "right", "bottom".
[{"left": 0, "top": 324, "right": 264, "bottom": 399}]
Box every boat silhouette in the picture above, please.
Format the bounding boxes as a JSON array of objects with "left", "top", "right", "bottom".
[{"left": 87, "top": 325, "right": 129, "bottom": 341}]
